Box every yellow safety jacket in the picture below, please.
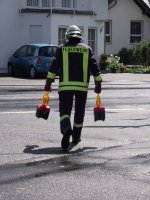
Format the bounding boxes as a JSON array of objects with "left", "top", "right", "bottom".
[{"left": 47, "top": 41, "right": 102, "bottom": 92}]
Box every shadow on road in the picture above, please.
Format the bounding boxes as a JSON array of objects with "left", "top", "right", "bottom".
[{"left": 23, "top": 145, "right": 97, "bottom": 155}]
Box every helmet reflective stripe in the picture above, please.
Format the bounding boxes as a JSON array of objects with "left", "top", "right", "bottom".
[{"left": 65, "top": 25, "right": 82, "bottom": 39}]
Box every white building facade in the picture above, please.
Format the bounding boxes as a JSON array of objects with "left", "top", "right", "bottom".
[
  {"left": 0, "top": 0, "right": 108, "bottom": 73},
  {"left": 106, "top": 0, "right": 150, "bottom": 55}
]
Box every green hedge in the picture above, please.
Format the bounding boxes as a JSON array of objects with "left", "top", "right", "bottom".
[
  {"left": 99, "top": 40, "right": 150, "bottom": 73},
  {"left": 117, "top": 40, "right": 150, "bottom": 66}
]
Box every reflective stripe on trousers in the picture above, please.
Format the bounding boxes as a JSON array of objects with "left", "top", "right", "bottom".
[{"left": 59, "top": 91, "right": 87, "bottom": 135}]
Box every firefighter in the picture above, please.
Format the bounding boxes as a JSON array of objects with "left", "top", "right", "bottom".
[{"left": 44, "top": 25, "right": 102, "bottom": 150}]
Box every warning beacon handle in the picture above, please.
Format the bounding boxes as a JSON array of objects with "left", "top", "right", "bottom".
[
  {"left": 96, "top": 94, "right": 101, "bottom": 108},
  {"left": 42, "top": 92, "right": 50, "bottom": 106}
]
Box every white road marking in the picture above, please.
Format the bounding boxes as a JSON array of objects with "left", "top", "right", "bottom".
[
  {"left": 106, "top": 108, "right": 147, "bottom": 112},
  {"left": 0, "top": 111, "right": 35, "bottom": 114},
  {"left": 0, "top": 108, "right": 148, "bottom": 115}
]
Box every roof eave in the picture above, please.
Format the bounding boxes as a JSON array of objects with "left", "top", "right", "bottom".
[{"left": 133, "top": 0, "right": 150, "bottom": 18}]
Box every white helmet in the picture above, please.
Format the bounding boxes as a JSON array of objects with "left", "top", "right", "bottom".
[{"left": 65, "top": 25, "right": 82, "bottom": 39}]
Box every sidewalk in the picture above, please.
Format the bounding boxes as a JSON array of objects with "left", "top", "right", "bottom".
[
  {"left": 0, "top": 73, "right": 150, "bottom": 93},
  {"left": 1, "top": 73, "right": 150, "bottom": 86}
]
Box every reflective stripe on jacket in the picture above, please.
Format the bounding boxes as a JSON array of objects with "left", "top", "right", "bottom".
[{"left": 47, "top": 41, "right": 102, "bottom": 92}]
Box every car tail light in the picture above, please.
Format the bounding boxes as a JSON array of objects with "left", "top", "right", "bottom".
[{"left": 36, "top": 57, "right": 42, "bottom": 64}]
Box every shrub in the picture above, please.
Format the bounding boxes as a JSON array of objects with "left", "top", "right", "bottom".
[
  {"left": 118, "top": 48, "right": 134, "bottom": 65},
  {"left": 106, "top": 55, "right": 123, "bottom": 73},
  {"left": 133, "top": 40, "right": 148, "bottom": 65},
  {"left": 117, "top": 40, "right": 150, "bottom": 66},
  {"left": 124, "top": 66, "right": 150, "bottom": 74},
  {"left": 99, "top": 53, "right": 109, "bottom": 70},
  {"left": 118, "top": 48, "right": 128, "bottom": 64}
]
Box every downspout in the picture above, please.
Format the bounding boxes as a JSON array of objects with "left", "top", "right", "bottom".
[
  {"left": 47, "top": 0, "right": 52, "bottom": 44},
  {"left": 104, "top": 22, "right": 106, "bottom": 55},
  {"left": 73, "top": 0, "right": 75, "bottom": 15},
  {"left": 50, "top": 0, "right": 52, "bottom": 44},
  {"left": 19, "top": 0, "right": 22, "bottom": 14}
]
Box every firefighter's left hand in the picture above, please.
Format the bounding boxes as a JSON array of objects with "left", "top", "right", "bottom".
[
  {"left": 94, "top": 81, "right": 101, "bottom": 94},
  {"left": 44, "top": 79, "right": 53, "bottom": 92}
]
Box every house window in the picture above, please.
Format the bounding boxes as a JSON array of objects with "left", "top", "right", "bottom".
[
  {"left": 130, "top": 21, "right": 143, "bottom": 43},
  {"left": 27, "top": 0, "right": 39, "bottom": 6},
  {"left": 62, "top": 0, "right": 71, "bottom": 8},
  {"left": 58, "top": 27, "right": 67, "bottom": 45},
  {"left": 88, "top": 28, "right": 97, "bottom": 54},
  {"left": 42, "top": 0, "right": 50, "bottom": 7},
  {"left": 105, "top": 21, "right": 112, "bottom": 43}
]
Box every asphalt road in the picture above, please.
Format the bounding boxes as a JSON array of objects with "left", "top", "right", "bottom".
[{"left": 0, "top": 73, "right": 150, "bottom": 200}]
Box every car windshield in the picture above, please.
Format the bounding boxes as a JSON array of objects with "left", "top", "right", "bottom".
[{"left": 39, "top": 46, "right": 57, "bottom": 57}]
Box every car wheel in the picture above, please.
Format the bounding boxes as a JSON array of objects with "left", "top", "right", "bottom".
[
  {"left": 30, "top": 67, "right": 36, "bottom": 79},
  {"left": 8, "top": 64, "right": 14, "bottom": 76}
]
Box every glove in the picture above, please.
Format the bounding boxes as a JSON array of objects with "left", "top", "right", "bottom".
[
  {"left": 94, "top": 81, "right": 101, "bottom": 94},
  {"left": 44, "top": 79, "right": 53, "bottom": 92}
]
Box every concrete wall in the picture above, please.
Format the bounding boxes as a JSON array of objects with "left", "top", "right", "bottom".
[
  {"left": 0, "top": 0, "right": 22, "bottom": 73},
  {"left": 106, "top": 0, "right": 150, "bottom": 55},
  {"left": 0, "top": 0, "right": 107, "bottom": 73}
]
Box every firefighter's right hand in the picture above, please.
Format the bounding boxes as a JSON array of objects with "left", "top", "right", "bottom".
[
  {"left": 94, "top": 81, "right": 101, "bottom": 94},
  {"left": 44, "top": 79, "right": 52, "bottom": 92}
]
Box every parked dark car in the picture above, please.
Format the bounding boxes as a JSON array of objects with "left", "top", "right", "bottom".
[{"left": 8, "top": 43, "right": 57, "bottom": 78}]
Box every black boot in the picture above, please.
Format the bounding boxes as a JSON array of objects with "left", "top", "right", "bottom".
[
  {"left": 60, "top": 118, "right": 72, "bottom": 150},
  {"left": 61, "top": 128, "right": 72, "bottom": 150},
  {"left": 72, "top": 137, "right": 81, "bottom": 145},
  {"left": 72, "top": 127, "right": 81, "bottom": 145}
]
